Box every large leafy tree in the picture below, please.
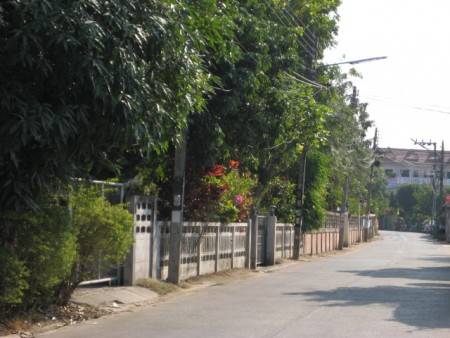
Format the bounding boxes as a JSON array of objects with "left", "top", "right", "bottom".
[
  {"left": 316, "top": 65, "right": 375, "bottom": 214},
  {"left": 0, "top": 0, "right": 215, "bottom": 210},
  {"left": 187, "top": 0, "right": 340, "bottom": 201}
]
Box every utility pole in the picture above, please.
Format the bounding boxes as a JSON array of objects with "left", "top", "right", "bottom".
[
  {"left": 412, "top": 138, "right": 438, "bottom": 231},
  {"left": 168, "top": 134, "right": 187, "bottom": 284},
  {"left": 342, "top": 175, "right": 349, "bottom": 247},
  {"left": 293, "top": 147, "right": 307, "bottom": 259},
  {"left": 365, "top": 128, "right": 378, "bottom": 228},
  {"left": 439, "top": 141, "right": 445, "bottom": 210},
  {"left": 292, "top": 29, "right": 317, "bottom": 259}
]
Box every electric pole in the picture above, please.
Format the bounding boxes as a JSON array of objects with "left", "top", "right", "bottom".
[
  {"left": 365, "top": 128, "right": 378, "bottom": 228},
  {"left": 412, "top": 139, "right": 438, "bottom": 231}
]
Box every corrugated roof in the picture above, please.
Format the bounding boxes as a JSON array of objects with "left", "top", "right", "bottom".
[{"left": 379, "top": 147, "right": 450, "bottom": 165}]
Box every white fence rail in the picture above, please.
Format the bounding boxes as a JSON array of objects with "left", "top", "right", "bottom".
[{"left": 124, "top": 197, "right": 374, "bottom": 285}]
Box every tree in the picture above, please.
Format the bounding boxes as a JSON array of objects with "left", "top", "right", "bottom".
[
  {"left": 310, "top": 65, "right": 373, "bottom": 217},
  {"left": 187, "top": 0, "right": 340, "bottom": 210},
  {"left": 0, "top": 0, "right": 215, "bottom": 211}
]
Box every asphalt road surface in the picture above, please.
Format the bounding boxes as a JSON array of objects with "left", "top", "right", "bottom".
[{"left": 40, "top": 231, "right": 450, "bottom": 337}]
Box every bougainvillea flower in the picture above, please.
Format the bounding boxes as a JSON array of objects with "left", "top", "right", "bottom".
[
  {"left": 208, "top": 164, "right": 225, "bottom": 177},
  {"left": 238, "top": 209, "right": 249, "bottom": 221},
  {"left": 234, "top": 194, "right": 244, "bottom": 205},
  {"left": 228, "top": 160, "right": 240, "bottom": 169}
]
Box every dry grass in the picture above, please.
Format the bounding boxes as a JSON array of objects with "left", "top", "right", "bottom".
[
  {"left": 135, "top": 278, "right": 179, "bottom": 296},
  {"left": 3, "top": 317, "right": 30, "bottom": 333}
]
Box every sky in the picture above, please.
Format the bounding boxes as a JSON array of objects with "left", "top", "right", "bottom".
[{"left": 324, "top": 0, "right": 450, "bottom": 150}]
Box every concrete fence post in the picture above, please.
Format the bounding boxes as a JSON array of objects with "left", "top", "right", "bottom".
[
  {"left": 363, "top": 227, "right": 368, "bottom": 242},
  {"left": 250, "top": 213, "right": 258, "bottom": 269},
  {"left": 338, "top": 226, "right": 344, "bottom": 250},
  {"left": 343, "top": 215, "right": 349, "bottom": 248},
  {"left": 154, "top": 221, "right": 162, "bottom": 280},
  {"left": 215, "top": 225, "right": 220, "bottom": 272},
  {"left": 124, "top": 195, "right": 156, "bottom": 285},
  {"left": 266, "top": 214, "right": 277, "bottom": 266},
  {"left": 150, "top": 196, "right": 159, "bottom": 278},
  {"left": 231, "top": 226, "right": 235, "bottom": 269},
  {"left": 196, "top": 226, "right": 202, "bottom": 276},
  {"left": 246, "top": 219, "right": 251, "bottom": 268}
]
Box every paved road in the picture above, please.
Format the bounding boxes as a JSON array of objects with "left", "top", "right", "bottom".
[{"left": 41, "top": 231, "right": 450, "bottom": 337}]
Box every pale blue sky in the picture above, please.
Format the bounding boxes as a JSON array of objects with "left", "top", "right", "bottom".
[{"left": 324, "top": 0, "right": 450, "bottom": 150}]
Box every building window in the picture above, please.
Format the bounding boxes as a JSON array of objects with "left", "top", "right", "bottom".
[
  {"left": 400, "top": 169, "right": 410, "bottom": 178},
  {"left": 447, "top": 172, "right": 450, "bottom": 179},
  {"left": 413, "top": 170, "right": 419, "bottom": 178}
]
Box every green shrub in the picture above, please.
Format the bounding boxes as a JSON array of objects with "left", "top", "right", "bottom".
[
  {"left": 0, "top": 194, "right": 77, "bottom": 315},
  {"left": 0, "top": 248, "right": 29, "bottom": 312},
  {"left": 0, "top": 186, "right": 135, "bottom": 314},
  {"left": 58, "top": 186, "right": 134, "bottom": 303},
  {"left": 259, "top": 176, "right": 296, "bottom": 222}
]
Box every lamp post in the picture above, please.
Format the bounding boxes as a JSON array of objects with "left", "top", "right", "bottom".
[
  {"left": 321, "top": 56, "right": 387, "bottom": 68},
  {"left": 292, "top": 56, "right": 387, "bottom": 259}
]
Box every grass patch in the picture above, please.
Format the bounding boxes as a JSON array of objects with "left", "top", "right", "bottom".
[{"left": 136, "top": 279, "right": 179, "bottom": 296}]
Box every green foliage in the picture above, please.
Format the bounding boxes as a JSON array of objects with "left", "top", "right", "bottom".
[
  {"left": 69, "top": 186, "right": 134, "bottom": 282},
  {"left": 0, "top": 186, "right": 134, "bottom": 315},
  {"left": 0, "top": 194, "right": 76, "bottom": 315},
  {"left": 303, "top": 150, "right": 329, "bottom": 230},
  {"left": 393, "top": 184, "right": 434, "bottom": 226},
  {"left": 0, "top": 0, "right": 216, "bottom": 210},
  {"left": 259, "top": 176, "right": 296, "bottom": 222},
  {"left": 188, "top": 0, "right": 339, "bottom": 180},
  {"left": 0, "top": 248, "right": 29, "bottom": 310}
]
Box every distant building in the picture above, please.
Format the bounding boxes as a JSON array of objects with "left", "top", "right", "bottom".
[{"left": 378, "top": 147, "right": 450, "bottom": 190}]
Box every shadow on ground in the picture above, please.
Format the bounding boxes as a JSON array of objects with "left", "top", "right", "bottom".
[{"left": 285, "top": 263, "right": 450, "bottom": 329}]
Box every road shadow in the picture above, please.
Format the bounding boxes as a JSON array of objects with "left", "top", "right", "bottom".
[
  {"left": 285, "top": 284, "right": 450, "bottom": 329},
  {"left": 339, "top": 266, "right": 450, "bottom": 282},
  {"left": 420, "top": 255, "right": 450, "bottom": 264}
]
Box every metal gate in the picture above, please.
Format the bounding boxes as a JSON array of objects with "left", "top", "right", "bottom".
[{"left": 257, "top": 216, "right": 267, "bottom": 265}]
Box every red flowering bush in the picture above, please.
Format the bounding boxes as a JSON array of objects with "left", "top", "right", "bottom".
[{"left": 185, "top": 161, "right": 256, "bottom": 222}]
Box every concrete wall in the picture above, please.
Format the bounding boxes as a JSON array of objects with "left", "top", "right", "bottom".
[{"left": 124, "top": 201, "right": 371, "bottom": 285}]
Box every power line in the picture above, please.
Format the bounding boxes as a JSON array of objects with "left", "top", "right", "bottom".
[
  {"left": 284, "top": 3, "right": 318, "bottom": 47},
  {"left": 360, "top": 94, "right": 450, "bottom": 115},
  {"left": 283, "top": 71, "right": 327, "bottom": 90},
  {"left": 263, "top": 0, "right": 316, "bottom": 60},
  {"left": 267, "top": 1, "right": 316, "bottom": 52}
]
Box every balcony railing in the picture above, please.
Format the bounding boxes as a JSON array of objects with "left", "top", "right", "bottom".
[{"left": 387, "top": 177, "right": 450, "bottom": 189}]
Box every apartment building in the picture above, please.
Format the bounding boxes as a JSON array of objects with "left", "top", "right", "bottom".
[{"left": 379, "top": 147, "right": 450, "bottom": 190}]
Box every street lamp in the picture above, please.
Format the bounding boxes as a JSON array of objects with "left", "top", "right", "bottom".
[{"left": 321, "top": 56, "right": 387, "bottom": 68}]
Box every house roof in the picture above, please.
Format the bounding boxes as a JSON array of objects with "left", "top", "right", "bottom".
[{"left": 379, "top": 147, "right": 450, "bottom": 166}]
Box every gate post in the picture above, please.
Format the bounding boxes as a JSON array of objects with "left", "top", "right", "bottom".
[
  {"left": 150, "top": 196, "right": 159, "bottom": 278},
  {"left": 245, "top": 219, "right": 251, "bottom": 268},
  {"left": 250, "top": 212, "right": 258, "bottom": 269},
  {"left": 124, "top": 195, "right": 156, "bottom": 285},
  {"left": 266, "top": 207, "right": 277, "bottom": 266}
]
